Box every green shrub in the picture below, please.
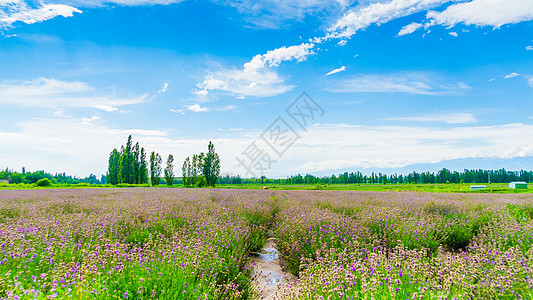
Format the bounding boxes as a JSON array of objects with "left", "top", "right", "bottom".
[
  {"left": 35, "top": 178, "right": 52, "bottom": 187},
  {"left": 443, "top": 224, "right": 473, "bottom": 250}
]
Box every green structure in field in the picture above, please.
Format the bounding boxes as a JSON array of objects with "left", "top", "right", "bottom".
[{"left": 509, "top": 182, "right": 528, "bottom": 189}]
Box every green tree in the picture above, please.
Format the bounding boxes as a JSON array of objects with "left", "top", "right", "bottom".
[
  {"left": 138, "top": 147, "right": 148, "bottom": 184},
  {"left": 164, "top": 154, "right": 174, "bottom": 186},
  {"left": 150, "top": 151, "right": 162, "bottom": 186},
  {"left": 182, "top": 157, "right": 191, "bottom": 187},
  {"left": 195, "top": 175, "right": 207, "bottom": 187},
  {"left": 202, "top": 141, "right": 221, "bottom": 187},
  {"left": 107, "top": 149, "right": 121, "bottom": 185},
  {"left": 118, "top": 136, "right": 136, "bottom": 184},
  {"left": 133, "top": 142, "right": 140, "bottom": 184},
  {"left": 191, "top": 154, "right": 198, "bottom": 186}
]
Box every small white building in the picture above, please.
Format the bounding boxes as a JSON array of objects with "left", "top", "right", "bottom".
[
  {"left": 0, "top": 179, "right": 9, "bottom": 184},
  {"left": 470, "top": 185, "right": 487, "bottom": 190},
  {"left": 509, "top": 182, "right": 528, "bottom": 189}
]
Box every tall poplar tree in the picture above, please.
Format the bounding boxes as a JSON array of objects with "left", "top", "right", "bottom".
[
  {"left": 138, "top": 147, "right": 148, "bottom": 184},
  {"left": 203, "top": 141, "right": 220, "bottom": 187},
  {"left": 164, "top": 154, "right": 174, "bottom": 186},
  {"left": 107, "top": 149, "right": 121, "bottom": 185},
  {"left": 150, "top": 151, "right": 162, "bottom": 186},
  {"left": 182, "top": 157, "right": 190, "bottom": 187}
]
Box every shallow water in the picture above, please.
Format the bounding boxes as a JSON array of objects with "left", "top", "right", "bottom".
[{"left": 251, "top": 237, "right": 295, "bottom": 300}]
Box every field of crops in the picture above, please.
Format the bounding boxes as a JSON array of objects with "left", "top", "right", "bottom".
[{"left": 1, "top": 188, "right": 532, "bottom": 299}]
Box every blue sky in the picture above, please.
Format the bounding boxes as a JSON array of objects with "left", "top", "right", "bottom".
[{"left": 1, "top": 0, "right": 533, "bottom": 178}]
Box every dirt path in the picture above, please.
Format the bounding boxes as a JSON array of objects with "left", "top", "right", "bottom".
[{"left": 251, "top": 237, "right": 295, "bottom": 300}]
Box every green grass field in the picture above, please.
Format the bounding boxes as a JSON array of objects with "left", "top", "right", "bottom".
[
  {"left": 217, "top": 183, "right": 533, "bottom": 193},
  {"left": 1, "top": 181, "right": 532, "bottom": 193}
]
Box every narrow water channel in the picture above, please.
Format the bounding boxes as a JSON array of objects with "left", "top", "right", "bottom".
[{"left": 251, "top": 236, "right": 295, "bottom": 300}]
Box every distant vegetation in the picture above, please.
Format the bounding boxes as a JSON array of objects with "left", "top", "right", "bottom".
[
  {"left": 0, "top": 167, "right": 102, "bottom": 187},
  {"left": 227, "top": 168, "right": 533, "bottom": 185}
]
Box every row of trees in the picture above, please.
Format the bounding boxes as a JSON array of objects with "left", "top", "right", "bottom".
[
  {"left": 0, "top": 168, "right": 103, "bottom": 185},
  {"left": 246, "top": 168, "right": 533, "bottom": 185},
  {"left": 107, "top": 136, "right": 220, "bottom": 187},
  {"left": 182, "top": 141, "right": 220, "bottom": 187}
]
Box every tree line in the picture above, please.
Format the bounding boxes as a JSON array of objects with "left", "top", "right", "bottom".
[
  {"left": 0, "top": 168, "right": 103, "bottom": 185},
  {"left": 226, "top": 168, "right": 532, "bottom": 185}
]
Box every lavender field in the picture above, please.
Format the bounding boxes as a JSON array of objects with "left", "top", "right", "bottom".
[{"left": 1, "top": 188, "right": 532, "bottom": 299}]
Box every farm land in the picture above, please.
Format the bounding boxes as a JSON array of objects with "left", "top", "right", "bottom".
[{"left": 0, "top": 188, "right": 532, "bottom": 299}]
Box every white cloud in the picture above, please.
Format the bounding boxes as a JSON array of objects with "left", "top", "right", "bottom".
[
  {"left": 326, "top": 73, "right": 468, "bottom": 95},
  {"left": 169, "top": 108, "right": 184, "bottom": 114},
  {"left": 122, "top": 129, "right": 167, "bottom": 136},
  {"left": 449, "top": 31, "right": 458, "bottom": 37},
  {"left": 53, "top": 110, "right": 72, "bottom": 117},
  {"left": 187, "top": 103, "right": 208, "bottom": 112},
  {"left": 95, "top": 104, "right": 119, "bottom": 112},
  {"left": 194, "top": 43, "right": 314, "bottom": 98},
  {"left": 387, "top": 113, "right": 477, "bottom": 124},
  {"left": 505, "top": 72, "right": 521, "bottom": 79},
  {"left": 328, "top": 0, "right": 448, "bottom": 39},
  {"left": 217, "top": 105, "right": 237, "bottom": 111},
  {"left": 426, "top": 0, "right": 533, "bottom": 28},
  {"left": 81, "top": 115, "right": 101, "bottom": 125},
  {"left": 194, "top": 69, "right": 293, "bottom": 98},
  {"left": 527, "top": 76, "right": 533, "bottom": 87},
  {"left": 158, "top": 82, "right": 168, "bottom": 93},
  {"left": 291, "top": 122, "right": 533, "bottom": 172},
  {"left": 0, "top": 0, "right": 81, "bottom": 28},
  {"left": 337, "top": 40, "right": 347, "bottom": 46},
  {"left": 527, "top": 46, "right": 533, "bottom": 50},
  {"left": 0, "top": 77, "right": 147, "bottom": 108},
  {"left": 325, "top": 66, "right": 346, "bottom": 76},
  {"left": 210, "top": 0, "right": 353, "bottom": 29},
  {"left": 398, "top": 22, "right": 422, "bottom": 36},
  {"left": 243, "top": 43, "right": 315, "bottom": 72}
]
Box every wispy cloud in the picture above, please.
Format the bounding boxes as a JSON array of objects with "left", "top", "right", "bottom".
[
  {"left": 217, "top": 105, "right": 237, "bottom": 111},
  {"left": 449, "top": 31, "right": 458, "bottom": 37},
  {"left": 527, "top": 76, "right": 533, "bottom": 87},
  {"left": 386, "top": 113, "right": 477, "bottom": 124},
  {"left": 527, "top": 46, "right": 533, "bottom": 50},
  {"left": 158, "top": 82, "right": 168, "bottom": 93},
  {"left": 398, "top": 22, "right": 422, "bottom": 36},
  {"left": 95, "top": 105, "right": 119, "bottom": 112},
  {"left": 327, "top": 0, "right": 448, "bottom": 39},
  {"left": 211, "top": 0, "right": 352, "bottom": 29},
  {"left": 325, "top": 66, "right": 346, "bottom": 76},
  {"left": 169, "top": 108, "right": 184, "bottom": 114},
  {"left": 81, "top": 115, "right": 101, "bottom": 125},
  {"left": 326, "top": 73, "right": 468, "bottom": 95},
  {"left": 292, "top": 122, "right": 533, "bottom": 172},
  {"left": 505, "top": 72, "right": 521, "bottom": 79},
  {"left": 0, "top": 77, "right": 147, "bottom": 109}
]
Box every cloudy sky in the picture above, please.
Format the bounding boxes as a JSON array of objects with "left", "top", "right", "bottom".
[{"left": 1, "top": 0, "right": 532, "bottom": 178}]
